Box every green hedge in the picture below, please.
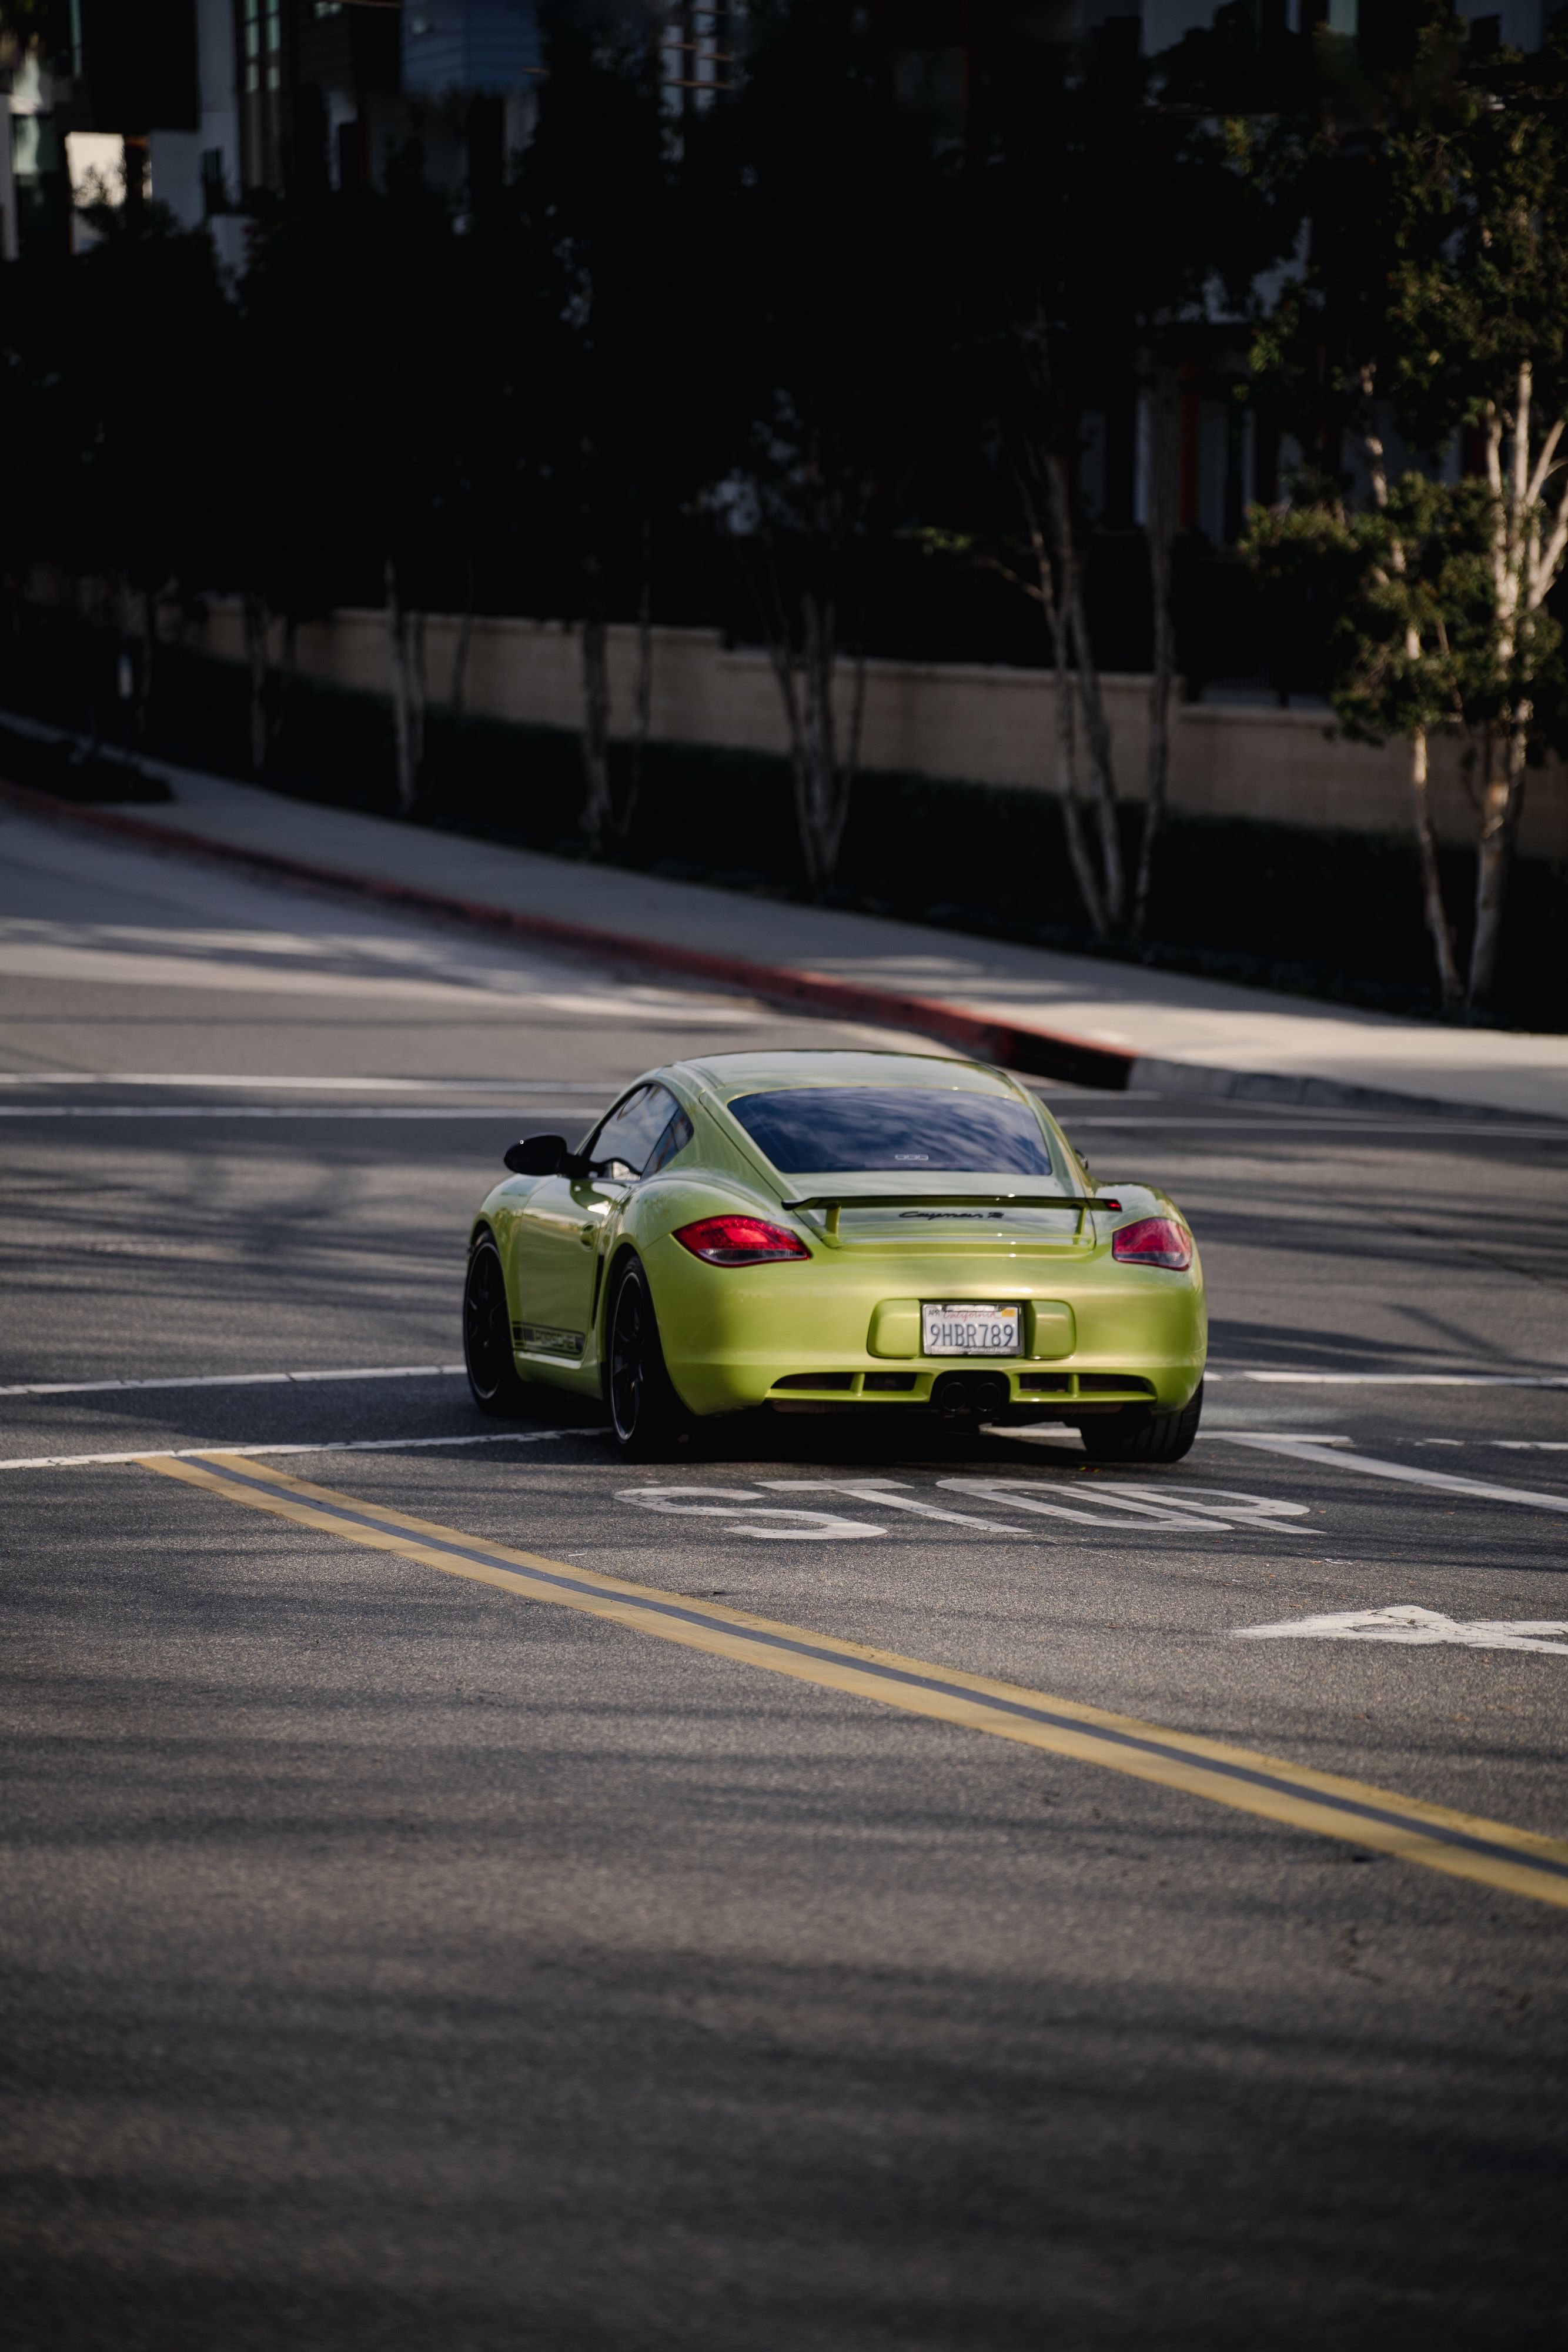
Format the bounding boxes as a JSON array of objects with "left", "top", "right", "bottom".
[{"left": 8, "top": 610, "right": 1566, "bottom": 1030}]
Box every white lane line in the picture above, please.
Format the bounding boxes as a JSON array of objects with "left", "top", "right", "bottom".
[
  {"left": 1215, "top": 1434, "right": 1568, "bottom": 1515},
  {"left": 0, "top": 1074, "right": 611, "bottom": 1091},
  {"left": 1416, "top": 1440, "right": 1568, "bottom": 1451},
  {"left": 0, "top": 1362, "right": 466, "bottom": 1399},
  {"left": 1196, "top": 1432, "right": 1355, "bottom": 1445},
  {"left": 0, "top": 1105, "right": 591, "bottom": 1120},
  {"left": 0, "top": 1429, "right": 607, "bottom": 1472},
  {"left": 1233, "top": 1606, "right": 1568, "bottom": 1654},
  {"left": 1208, "top": 1370, "right": 1568, "bottom": 1388}
]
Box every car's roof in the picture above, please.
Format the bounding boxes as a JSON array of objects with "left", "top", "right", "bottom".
[{"left": 670, "top": 1050, "right": 1020, "bottom": 1100}]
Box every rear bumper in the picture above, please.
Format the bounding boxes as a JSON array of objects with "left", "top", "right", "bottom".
[{"left": 645, "top": 1235, "right": 1206, "bottom": 1419}]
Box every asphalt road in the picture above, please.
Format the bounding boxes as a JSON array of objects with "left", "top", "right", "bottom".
[{"left": 2, "top": 805, "right": 1566, "bottom": 2351}]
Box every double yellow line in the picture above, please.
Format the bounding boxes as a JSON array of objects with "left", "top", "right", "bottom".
[{"left": 152, "top": 1452, "right": 1568, "bottom": 1912}]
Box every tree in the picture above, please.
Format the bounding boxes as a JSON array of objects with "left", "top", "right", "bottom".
[
  {"left": 964, "top": 49, "right": 1124, "bottom": 933},
  {"left": 2, "top": 195, "right": 235, "bottom": 742},
  {"left": 514, "top": 20, "right": 707, "bottom": 850},
  {"left": 1248, "top": 15, "right": 1568, "bottom": 1009},
  {"left": 961, "top": 35, "right": 1285, "bottom": 938},
  {"left": 1245, "top": 472, "right": 1495, "bottom": 1005},
  {"left": 243, "top": 168, "right": 483, "bottom": 811},
  {"left": 693, "top": 1, "right": 953, "bottom": 892},
  {"left": 1384, "top": 32, "right": 1568, "bottom": 1004},
  {"left": 1128, "top": 45, "right": 1300, "bottom": 938}
]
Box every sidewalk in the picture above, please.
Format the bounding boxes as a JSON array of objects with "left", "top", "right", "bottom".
[{"left": 5, "top": 724, "right": 1567, "bottom": 1121}]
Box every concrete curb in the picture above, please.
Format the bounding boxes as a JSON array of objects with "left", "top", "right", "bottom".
[
  {"left": 0, "top": 778, "right": 1136, "bottom": 1089},
  {"left": 1125, "top": 1055, "right": 1539, "bottom": 1122}
]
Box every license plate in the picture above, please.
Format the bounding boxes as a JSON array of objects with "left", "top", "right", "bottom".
[{"left": 921, "top": 1302, "right": 1021, "bottom": 1357}]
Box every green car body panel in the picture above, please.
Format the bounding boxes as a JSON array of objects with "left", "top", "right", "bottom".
[{"left": 469, "top": 1050, "right": 1206, "bottom": 1418}]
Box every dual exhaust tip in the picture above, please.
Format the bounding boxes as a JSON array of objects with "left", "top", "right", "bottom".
[{"left": 931, "top": 1370, "right": 1013, "bottom": 1419}]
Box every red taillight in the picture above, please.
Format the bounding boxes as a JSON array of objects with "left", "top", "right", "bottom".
[
  {"left": 1112, "top": 1215, "right": 1192, "bottom": 1269},
  {"left": 674, "top": 1215, "right": 811, "bottom": 1266}
]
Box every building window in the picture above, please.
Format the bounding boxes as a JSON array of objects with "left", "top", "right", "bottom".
[{"left": 238, "top": 0, "right": 287, "bottom": 190}]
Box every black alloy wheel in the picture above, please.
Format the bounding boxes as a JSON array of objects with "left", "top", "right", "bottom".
[
  {"left": 1077, "top": 1381, "right": 1203, "bottom": 1466},
  {"left": 463, "top": 1232, "right": 528, "bottom": 1415},
  {"left": 606, "top": 1258, "right": 687, "bottom": 1461}
]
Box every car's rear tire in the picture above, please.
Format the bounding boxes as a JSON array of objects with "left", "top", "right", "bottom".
[
  {"left": 464, "top": 1232, "right": 529, "bottom": 1416},
  {"left": 1076, "top": 1381, "right": 1203, "bottom": 1466},
  {"left": 606, "top": 1257, "right": 689, "bottom": 1461}
]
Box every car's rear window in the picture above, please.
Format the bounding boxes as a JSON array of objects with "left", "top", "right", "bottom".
[{"left": 728, "top": 1087, "right": 1061, "bottom": 1176}]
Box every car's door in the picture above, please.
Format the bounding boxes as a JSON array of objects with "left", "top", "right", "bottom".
[{"left": 511, "top": 1083, "right": 692, "bottom": 1369}]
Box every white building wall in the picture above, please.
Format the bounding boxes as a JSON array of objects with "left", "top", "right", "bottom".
[{"left": 179, "top": 599, "right": 1568, "bottom": 860}]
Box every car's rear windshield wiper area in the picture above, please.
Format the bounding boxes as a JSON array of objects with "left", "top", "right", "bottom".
[{"left": 728, "top": 1086, "right": 1062, "bottom": 1177}]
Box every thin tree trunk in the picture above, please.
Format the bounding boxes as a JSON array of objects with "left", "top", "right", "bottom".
[
  {"left": 1044, "top": 451, "right": 1124, "bottom": 926},
  {"left": 1360, "top": 377, "right": 1464, "bottom": 1006},
  {"left": 450, "top": 553, "right": 474, "bottom": 719},
  {"left": 242, "top": 590, "right": 270, "bottom": 776},
  {"left": 1408, "top": 726, "right": 1461, "bottom": 1008},
  {"left": 801, "top": 589, "right": 840, "bottom": 892},
  {"left": 754, "top": 556, "right": 858, "bottom": 893},
  {"left": 756, "top": 554, "right": 820, "bottom": 891},
  {"left": 115, "top": 572, "right": 135, "bottom": 765},
  {"left": 579, "top": 609, "right": 613, "bottom": 849},
  {"left": 410, "top": 608, "right": 426, "bottom": 775},
  {"left": 618, "top": 526, "right": 653, "bottom": 845},
  {"left": 1134, "top": 364, "right": 1178, "bottom": 940},
  {"left": 136, "top": 584, "right": 156, "bottom": 747},
  {"left": 78, "top": 574, "right": 99, "bottom": 759},
  {"left": 1023, "top": 491, "right": 1104, "bottom": 934},
  {"left": 1468, "top": 703, "right": 1529, "bottom": 1007},
  {"left": 384, "top": 555, "right": 424, "bottom": 815},
  {"left": 275, "top": 615, "right": 297, "bottom": 756},
  {"left": 842, "top": 637, "right": 868, "bottom": 835}
]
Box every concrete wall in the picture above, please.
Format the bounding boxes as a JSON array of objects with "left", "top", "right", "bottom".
[{"left": 188, "top": 602, "right": 1568, "bottom": 861}]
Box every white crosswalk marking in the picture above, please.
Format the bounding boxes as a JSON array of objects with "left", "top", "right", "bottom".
[
  {"left": 937, "top": 1478, "right": 1234, "bottom": 1531},
  {"left": 755, "top": 1478, "right": 1038, "bottom": 1534},
  {"left": 623, "top": 1476, "right": 1313, "bottom": 1541},
  {"left": 1098, "top": 1482, "right": 1311, "bottom": 1534},
  {"left": 618, "top": 1487, "right": 885, "bottom": 1539}
]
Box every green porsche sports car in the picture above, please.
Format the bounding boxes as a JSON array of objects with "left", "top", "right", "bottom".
[{"left": 463, "top": 1049, "right": 1205, "bottom": 1463}]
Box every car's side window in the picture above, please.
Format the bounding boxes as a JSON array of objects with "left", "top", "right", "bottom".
[
  {"left": 587, "top": 1084, "right": 687, "bottom": 1180},
  {"left": 644, "top": 1101, "right": 694, "bottom": 1175}
]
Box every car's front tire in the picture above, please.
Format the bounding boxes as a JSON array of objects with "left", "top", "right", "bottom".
[
  {"left": 464, "top": 1231, "right": 529, "bottom": 1416},
  {"left": 1077, "top": 1381, "right": 1203, "bottom": 1466},
  {"left": 606, "top": 1257, "right": 689, "bottom": 1461}
]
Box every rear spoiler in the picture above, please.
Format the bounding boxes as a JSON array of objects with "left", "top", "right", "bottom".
[{"left": 782, "top": 1191, "right": 1122, "bottom": 1240}]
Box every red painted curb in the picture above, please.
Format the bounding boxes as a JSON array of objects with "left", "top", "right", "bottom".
[{"left": 0, "top": 778, "right": 1137, "bottom": 1091}]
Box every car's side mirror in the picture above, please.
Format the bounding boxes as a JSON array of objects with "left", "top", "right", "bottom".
[{"left": 504, "top": 1134, "right": 567, "bottom": 1176}]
